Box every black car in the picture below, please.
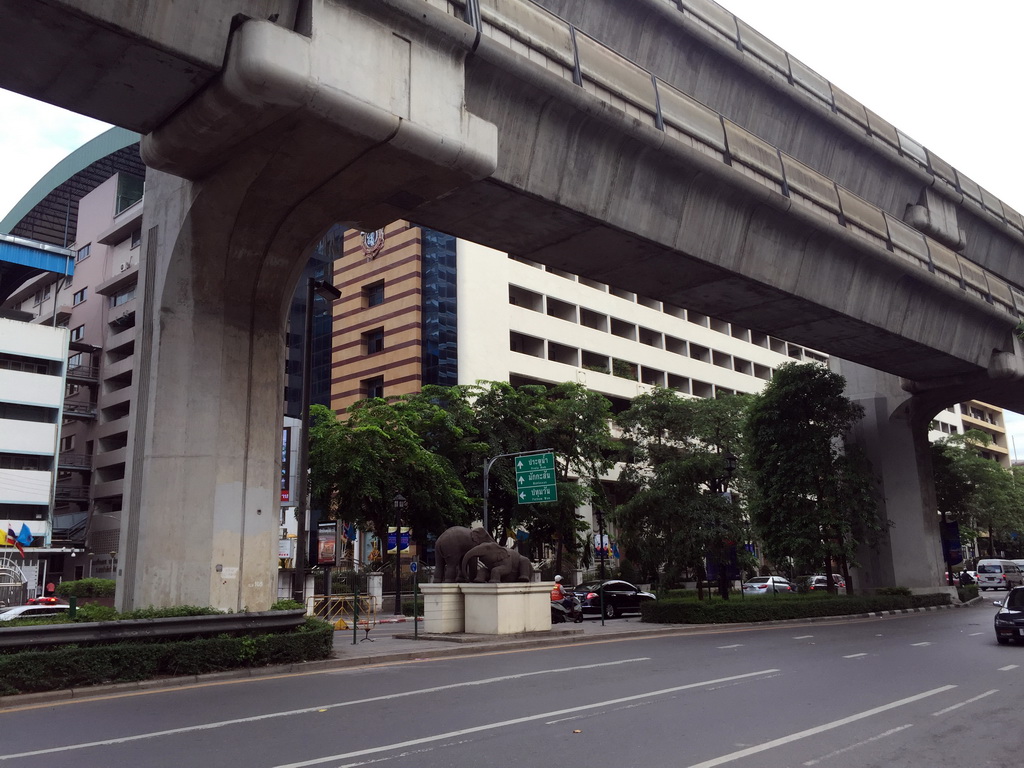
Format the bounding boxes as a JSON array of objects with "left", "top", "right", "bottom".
[
  {"left": 571, "top": 579, "right": 656, "bottom": 619},
  {"left": 993, "top": 586, "right": 1024, "bottom": 645}
]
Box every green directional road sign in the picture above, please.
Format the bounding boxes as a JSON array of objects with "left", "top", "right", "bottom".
[{"left": 515, "top": 452, "right": 557, "bottom": 504}]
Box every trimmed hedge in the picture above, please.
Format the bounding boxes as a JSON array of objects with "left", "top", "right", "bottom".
[
  {"left": 641, "top": 592, "right": 951, "bottom": 624},
  {"left": 0, "top": 618, "right": 333, "bottom": 696},
  {"left": 54, "top": 578, "right": 116, "bottom": 598}
]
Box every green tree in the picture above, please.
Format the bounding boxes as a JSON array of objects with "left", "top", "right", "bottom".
[
  {"left": 932, "top": 429, "right": 1024, "bottom": 559},
  {"left": 612, "top": 389, "right": 751, "bottom": 592},
  {"left": 466, "top": 381, "right": 615, "bottom": 571},
  {"left": 308, "top": 398, "right": 473, "bottom": 552},
  {"left": 744, "top": 362, "right": 883, "bottom": 591}
]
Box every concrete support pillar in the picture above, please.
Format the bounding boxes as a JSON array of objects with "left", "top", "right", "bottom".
[
  {"left": 116, "top": 7, "right": 496, "bottom": 612},
  {"left": 833, "top": 360, "right": 945, "bottom": 592}
]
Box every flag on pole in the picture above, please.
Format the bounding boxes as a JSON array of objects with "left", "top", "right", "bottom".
[
  {"left": 7, "top": 526, "right": 24, "bottom": 558},
  {"left": 16, "top": 523, "right": 32, "bottom": 548}
]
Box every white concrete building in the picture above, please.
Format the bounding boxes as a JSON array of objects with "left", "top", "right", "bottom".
[{"left": 0, "top": 315, "right": 69, "bottom": 595}]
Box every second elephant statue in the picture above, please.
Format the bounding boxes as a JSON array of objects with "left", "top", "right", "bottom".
[{"left": 461, "top": 542, "right": 533, "bottom": 583}]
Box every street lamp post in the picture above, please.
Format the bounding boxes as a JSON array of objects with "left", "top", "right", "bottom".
[
  {"left": 393, "top": 493, "right": 407, "bottom": 615},
  {"left": 292, "top": 277, "right": 341, "bottom": 606}
]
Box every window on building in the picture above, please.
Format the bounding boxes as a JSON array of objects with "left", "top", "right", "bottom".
[
  {"left": 109, "top": 286, "right": 135, "bottom": 307},
  {"left": 60, "top": 435, "right": 75, "bottom": 452},
  {"left": 70, "top": 325, "right": 85, "bottom": 342},
  {"left": 363, "top": 328, "right": 385, "bottom": 355},
  {"left": 32, "top": 284, "right": 52, "bottom": 305},
  {"left": 72, "top": 289, "right": 87, "bottom": 306},
  {"left": 364, "top": 281, "right": 385, "bottom": 307},
  {"left": 130, "top": 229, "right": 142, "bottom": 249},
  {"left": 76, "top": 244, "right": 91, "bottom": 262},
  {"left": 362, "top": 376, "right": 384, "bottom": 399}
]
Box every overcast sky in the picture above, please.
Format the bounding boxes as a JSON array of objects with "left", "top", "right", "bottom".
[{"left": 1, "top": 0, "right": 1022, "bottom": 453}]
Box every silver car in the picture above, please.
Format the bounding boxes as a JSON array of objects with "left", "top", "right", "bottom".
[{"left": 742, "top": 576, "right": 794, "bottom": 595}]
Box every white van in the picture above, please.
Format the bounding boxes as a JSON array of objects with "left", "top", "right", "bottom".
[{"left": 975, "top": 559, "right": 1024, "bottom": 591}]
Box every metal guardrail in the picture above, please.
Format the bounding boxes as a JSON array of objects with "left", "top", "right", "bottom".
[
  {"left": 0, "top": 609, "right": 307, "bottom": 650},
  {"left": 432, "top": 0, "right": 1024, "bottom": 320}
]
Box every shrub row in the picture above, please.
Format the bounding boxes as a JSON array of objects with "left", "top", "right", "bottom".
[
  {"left": 641, "top": 592, "right": 951, "bottom": 624},
  {"left": 54, "top": 578, "right": 116, "bottom": 598},
  {"left": 0, "top": 618, "right": 333, "bottom": 696}
]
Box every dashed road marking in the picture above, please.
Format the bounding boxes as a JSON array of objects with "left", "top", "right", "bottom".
[
  {"left": 718, "top": 644, "right": 743, "bottom": 649},
  {"left": 803, "top": 724, "right": 913, "bottom": 765},
  {"left": 910, "top": 642, "right": 931, "bottom": 647},
  {"left": 793, "top": 635, "right": 814, "bottom": 640},
  {"left": 843, "top": 653, "right": 867, "bottom": 659},
  {"left": 931, "top": 689, "right": 997, "bottom": 716},
  {"left": 998, "top": 664, "right": 1018, "bottom": 671},
  {"left": 685, "top": 686, "right": 955, "bottom": 768}
]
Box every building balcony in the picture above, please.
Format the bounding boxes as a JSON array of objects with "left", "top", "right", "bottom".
[
  {"left": 93, "top": 447, "right": 126, "bottom": 471},
  {"left": 92, "top": 479, "right": 125, "bottom": 501},
  {"left": 102, "top": 355, "right": 134, "bottom": 382},
  {"left": 54, "top": 485, "right": 91, "bottom": 503},
  {"left": 66, "top": 363, "right": 100, "bottom": 384},
  {"left": 58, "top": 453, "right": 92, "bottom": 471},
  {"left": 63, "top": 400, "right": 98, "bottom": 420},
  {"left": 95, "top": 416, "right": 130, "bottom": 441}
]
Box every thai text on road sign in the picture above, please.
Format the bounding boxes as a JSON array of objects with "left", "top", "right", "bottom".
[{"left": 515, "top": 452, "right": 557, "bottom": 504}]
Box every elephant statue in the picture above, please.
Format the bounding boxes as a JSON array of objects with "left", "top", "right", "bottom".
[
  {"left": 462, "top": 542, "right": 533, "bottom": 583},
  {"left": 432, "top": 526, "right": 495, "bottom": 583}
]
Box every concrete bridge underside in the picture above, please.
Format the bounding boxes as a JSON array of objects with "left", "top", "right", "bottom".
[{"left": 2, "top": 0, "right": 1022, "bottom": 607}]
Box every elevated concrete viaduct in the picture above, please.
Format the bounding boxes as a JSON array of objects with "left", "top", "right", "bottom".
[{"left": 2, "top": 0, "right": 1021, "bottom": 607}]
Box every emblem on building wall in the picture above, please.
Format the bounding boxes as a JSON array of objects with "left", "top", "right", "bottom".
[{"left": 361, "top": 229, "right": 386, "bottom": 261}]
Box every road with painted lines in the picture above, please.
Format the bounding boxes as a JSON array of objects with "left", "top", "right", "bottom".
[{"left": 0, "top": 603, "right": 1019, "bottom": 767}]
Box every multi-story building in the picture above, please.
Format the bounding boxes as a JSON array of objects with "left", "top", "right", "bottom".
[
  {"left": 0, "top": 314, "right": 70, "bottom": 598},
  {"left": 328, "top": 221, "right": 830, "bottom": 566},
  {"left": 1, "top": 128, "right": 144, "bottom": 581}
]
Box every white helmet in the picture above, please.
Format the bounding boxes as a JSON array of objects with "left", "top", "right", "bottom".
[{"left": 554, "top": 575, "right": 563, "bottom": 582}]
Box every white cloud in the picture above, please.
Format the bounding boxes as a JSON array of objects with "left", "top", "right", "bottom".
[{"left": 0, "top": 89, "right": 111, "bottom": 221}]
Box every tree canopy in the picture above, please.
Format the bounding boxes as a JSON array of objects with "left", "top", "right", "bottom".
[
  {"left": 612, "top": 389, "right": 751, "bottom": 589},
  {"left": 744, "top": 362, "right": 883, "bottom": 586},
  {"left": 932, "top": 429, "right": 1024, "bottom": 558}
]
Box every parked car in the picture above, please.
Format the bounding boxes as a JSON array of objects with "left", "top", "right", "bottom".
[
  {"left": 571, "top": 579, "right": 656, "bottom": 618},
  {"left": 797, "top": 574, "right": 845, "bottom": 591},
  {"left": 742, "top": 576, "right": 794, "bottom": 595},
  {"left": 0, "top": 604, "right": 70, "bottom": 621},
  {"left": 976, "top": 559, "right": 1024, "bottom": 591},
  {"left": 992, "top": 586, "right": 1024, "bottom": 644}
]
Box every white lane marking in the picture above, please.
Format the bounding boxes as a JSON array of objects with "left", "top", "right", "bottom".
[
  {"left": 931, "top": 689, "right": 997, "bottom": 716},
  {"left": 269, "top": 669, "right": 781, "bottom": 768},
  {"left": 802, "top": 724, "right": 913, "bottom": 766},
  {"left": 0, "top": 658, "right": 652, "bottom": 762},
  {"left": 998, "top": 664, "right": 1019, "bottom": 671},
  {"left": 793, "top": 635, "right": 814, "bottom": 640},
  {"left": 717, "top": 644, "right": 743, "bottom": 649},
  {"left": 843, "top": 653, "right": 867, "bottom": 658},
  {"left": 684, "top": 685, "right": 956, "bottom": 768},
  {"left": 969, "top": 632, "right": 984, "bottom": 636},
  {"left": 910, "top": 642, "right": 931, "bottom": 647}
]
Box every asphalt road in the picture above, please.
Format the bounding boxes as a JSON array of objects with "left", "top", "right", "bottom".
[{"left": 1, "top": 603, "right": 1020, "bottom": 768}]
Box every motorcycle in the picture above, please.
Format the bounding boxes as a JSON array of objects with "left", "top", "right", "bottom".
[{"left": 551, "top": 594, "right": 584, "bottom": 624}]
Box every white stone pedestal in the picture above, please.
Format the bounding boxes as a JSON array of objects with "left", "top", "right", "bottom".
[
  {"left": 420, "top": 583, "right": 465, "bottom": 633},
  {"left": 460, "top": 582, "right": 551, "bottom": 634}
]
